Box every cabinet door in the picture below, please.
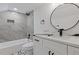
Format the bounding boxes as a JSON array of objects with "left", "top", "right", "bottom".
[
  {"left": 68, "top": 46, "right": 79, "bottom": 55},
  {"left": 43, "top": 39, "right": 67, "bottom": 55},
  {"left": 33, "top": 36, "right": 44, "bottom": 55}
]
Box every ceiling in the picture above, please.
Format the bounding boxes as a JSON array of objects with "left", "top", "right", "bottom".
[{"left": 0, "top": 3, "right": 45, "bottom": 13}]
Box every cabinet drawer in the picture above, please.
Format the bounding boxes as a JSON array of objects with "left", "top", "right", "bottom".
[
  {"left": 33, "top": 36, "right": 43, "bottom": 55},
  {"left": 68, "top": 46, "right": 79, "bottom": 55},
  {"left": 43, "top": 39, "right": 67, "bottom": 55}
]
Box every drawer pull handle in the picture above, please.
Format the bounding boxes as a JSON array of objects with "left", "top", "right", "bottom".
[
  {"left": 48, "top": 51, "right": 51, "bottom": 55},
  {"left": 48, "top": 51, "right": 54, "bottom": 55},
  {"left": 34, "top": 39, "right": 39, "bottom": 42},
  {"left": 52, "top": 53, "right": 54, "bottom": 55}
]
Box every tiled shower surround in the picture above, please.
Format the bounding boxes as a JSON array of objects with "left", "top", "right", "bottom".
[{"left": 0, "top": 10, "right": 33, "bottom": 42}]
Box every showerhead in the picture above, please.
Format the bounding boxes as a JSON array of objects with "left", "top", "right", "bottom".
[{"left": 25, "top": 13, "right": 30, "bottom": 16}]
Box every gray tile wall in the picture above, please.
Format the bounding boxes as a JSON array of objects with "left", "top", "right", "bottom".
[{"left": 0, "top": 11, "right": 33, "bottom": 42}]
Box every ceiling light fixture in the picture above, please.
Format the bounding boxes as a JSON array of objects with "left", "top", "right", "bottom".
[{"left": 13, "top": 8, "right": 18, "bottom": 11}]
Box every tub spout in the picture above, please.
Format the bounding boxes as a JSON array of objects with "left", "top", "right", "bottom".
[{"left": 27, "top": 34, "right": 30, "bottom": 39}]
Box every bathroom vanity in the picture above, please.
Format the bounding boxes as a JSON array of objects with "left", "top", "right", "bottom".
[
  {"left": 33, "top": 3, "right": 79, "bottom": 55},
  {"left": 33, "top": 35, "right": 79, "bottom": 55}
]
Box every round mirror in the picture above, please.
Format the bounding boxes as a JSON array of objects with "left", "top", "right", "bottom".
[{"left": 50, "top": 3, "right": 79, "bottom": 31}]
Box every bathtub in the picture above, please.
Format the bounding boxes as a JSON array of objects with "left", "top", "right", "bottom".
[{"left": 0, "top": 38, "right": 33, "bottom": 55}]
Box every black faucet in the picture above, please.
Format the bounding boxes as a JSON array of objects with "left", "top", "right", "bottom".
[{"left": 58, "top": 29, "right": 64, "bottom": 36}]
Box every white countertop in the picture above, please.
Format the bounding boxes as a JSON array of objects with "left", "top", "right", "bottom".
[{"left": 35, "top": 35, "right": 79, "bottom": 48}]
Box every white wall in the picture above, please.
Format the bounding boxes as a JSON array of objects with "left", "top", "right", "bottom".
[
  {"left": 0, "top": 3, "right": 8, "bottom": 12},
  {"left": 34, "top": 3, "right": 60, "bottom": 35},
  {"left": 34, "top": 3, "right": 79, "bottom": 36}
]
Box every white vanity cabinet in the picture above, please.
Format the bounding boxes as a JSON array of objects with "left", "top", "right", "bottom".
[
  {"left": 43, "top": 39, "right": 67, "bottom": 55},
  {"left": 33, "top": 36, "right": 79, "bottom": 55},
  {"left": 68, "top": 46, "right": 79, "bottom": 55},
  {"left": 33, "top": 36, "right": 67, "bottom": 55}
]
